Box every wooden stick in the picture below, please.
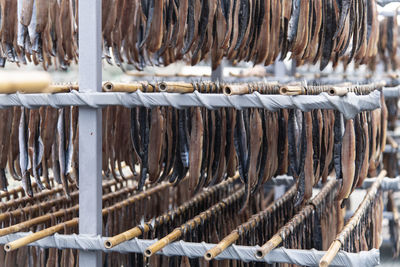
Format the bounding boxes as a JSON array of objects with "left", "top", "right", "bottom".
[
  {"left": 255, "top": 234, "right": 283, "bottom": 259},
  {"left": 104, "top": 225, "right": 149, "bottom": 249},
  {"left": 0, "top": 205, "right": 78, "bottom": 237},
  {"left": 0, "top": 181, "right": 141, "bottom": 237},
  {"left": 4, "top": 218, "right": 79, "bottom": 251},
  {"left": 205, "top": 183, "right": 298, "bottom": 260},
  {"left": 102, "top": 82, "right": 151, "bottom": 92},
  {"left": 319, "top": 170, "right": 387, "bottom": 267},
  {"left": 328, "top": 86, "right": 348, "bottom": 96},
  {"left": 0, "top": 176, "right": 134, "bottom": 222},
  {"left": 279, "top": 85, "right": 304, "bottom": 95},
  {"left": 223, "top": 84, "right": 249, "bottom": 96},
  {"left": 319, "top": 240, "right": 342, "bottom": 267},
  {"left": 204, "top": 231, "right": 240, "bottom": 260},
  {"left": 105, "top": 174, "right": 239, "bottom": 249},
  {"left": 156, "top": 82, "right": 194, "bottom": 93},
  {"left": 0, "top": 71, "right": 51, "bottom": 94},
  {"left": 3, "top": 181, "right": 171, "bottom": 250},
  {"left": 46, "top": 83, "right": 79, "bottom": 93},
  {"left": 145, "top": 188, "right": 245, "bottom": 257},
  {"left": 256, "top": 179, "right": 338, "bottom": 258},
  {"left": 0, "top": 178, "right": 55, "bottom": 200}
]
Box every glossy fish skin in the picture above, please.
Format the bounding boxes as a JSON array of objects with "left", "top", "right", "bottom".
[
  {"left": 333, "top": 111, "right": 343, "bottom": 180},
  {"left": 138, "top": 107, "right": 149, "bottom": 190},
  {"left": 182, "top": 0, "right": 197, "bottom": 54},
  {"left": 337, "top": 119, "right": 355, "bottom": 202},
  {"left": 288, "top": 109, "right": 298, "bottom": 178},
  {"left": 19, "top": 108, "right": 33, "bottom": 197},
  {"left": 234, "top": 110, "right": 248, "bottom": 185},
  {"left": 351, "top": 115, "right": 363, "bottom": 194},
  {"left": 57, "top": 108, "right": 70, "bottom": 197},
  {"left": 294, "top": 111, "right": 307, "bottom": 206}
]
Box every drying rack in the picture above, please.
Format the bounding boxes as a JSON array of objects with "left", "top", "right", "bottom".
[{"left": 0, "top": 1, "right": 399, "bottom": 266}]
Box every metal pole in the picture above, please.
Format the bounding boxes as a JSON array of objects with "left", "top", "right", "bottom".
[
  {"left": 273, "top": 61, "right": 286, "bottom": 78},
  {"left": 79, "top": 0, "right": 102, "bottom": 266},
  {"left": 211, "top": 62, "right": 224, "bottom": 82}
]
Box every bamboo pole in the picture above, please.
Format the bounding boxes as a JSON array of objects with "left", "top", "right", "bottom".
[
  {"left": 0, "top": 71, "right": 51, "bottom": 94},
  {"left": 104, "top": 174, "right": 239, "bottom": 249},
  {"left": 204, "top": 231, "right": 240, "bottom": 260},
  {"left": 0, "top": 205, "right": 78, "bottom": 237},
  {"left": 256, "top": 179, "right": 338, "bottom": 259},
  {"left": 319, "top": 240, "right": 342, "bottom": 267},
  {"left": 0, "top": 180, "right": 142, "bottom": 237},
  {"left": 104, "top": 225, "right": 149, "bottom": 249},
  {"left": 156, "top": 82, "right": 194, "bottom": 93},
  {"left": 3, "top": 181, "right": 172, "bottom": 250},
  {"left": 223, "top": 84, "right": 249, "bottom": 96},
  {"left": 255, "top": 234, "right": 282, "bottom": 259},
  {"left": 328, "top": 86, "right": 348, "bottom": 96},
  {"left": 46, "top": 83, "right": 79, "bottom": 93},
  {"left": 144, "top": 188, "right": 245, "bottom": 257},
  {"left": 319, "top": 170, "right": 387, "bottom": 267},
  {"left": 205, "top": 183, "right": 298, "bottom": 260},
  {"left": 279, "top": 85, "right": 305, "bottom": 95},
  {"left": 0, "top": 175, "right": 134, "bottom": 222},
  {"left": 102, "top": 82, "right": 152, "bottom": 92},
  {"left": 0, "top": 178, "right": 55, "bottom": 200},
  {"left": 4, "top": 218, "right": 79, "bottom": 252}
]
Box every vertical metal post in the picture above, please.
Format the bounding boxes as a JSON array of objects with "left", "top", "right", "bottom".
[
  {"left": 211, "top": 62, "right": 224, "bottom": 82},
  {"left": 79, "top": 0, "right": 102, "bottom": 266},
  {"left": 273, "top": 61, "right": 286, "bottom": 78}
]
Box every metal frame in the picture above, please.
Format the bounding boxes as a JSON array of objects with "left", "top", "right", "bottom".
[
  {"left": 78, "top": 0, "right": 102, "bottom": 266},
  {"left": 1, "top": 2, "right": 393, "bottom": 266},
  {"left": 0, "top": 233, "right": 380, "bottom": 267}
]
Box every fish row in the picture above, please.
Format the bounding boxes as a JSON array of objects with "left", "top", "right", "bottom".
[
  {"left": 377, "top": 13, "right": 399, "bottom": 72},
  {"left": 0, "top": 173, "right": 194, "bottom": 267},
  {"left": 0, "top": 91, "right": 387, "bottom": 209},
  {"left": 0, "top": 0, "right": 379, "bottom": 70}
]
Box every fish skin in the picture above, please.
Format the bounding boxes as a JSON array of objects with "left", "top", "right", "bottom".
[
  {"left": 148, "top": 107, "right": 165, "bottom": 182},
  {"left": 57, "top": 108, "right": 70, "bottom": 197},
  {"left": 27, "top": 109, "right": 45, "bottom": 190},
  {"left": 248, "top": 109, "right": 262, "bottom": 192},
  {"left": 19, "top": 108, "right": 33, "bottom": 197},
  {"left": 288, "top": 109, "right": 298, "bottom": 178},
  {"left": 337, "top": 119, "right": 355, "bottom": 202},
  {"left": 357, "top": 112, "right": 369, "bottom": 187},
  {"left": 225, "top": 108, "right": 237, "bottom": 178},
  {"left": 138, "top": 107, "right": 149, "bottom": 190},
  {"left": 333, "top": 110, "right": 343, "bottom": 179},
  {"left": 294, "top": 111, "right": 306, "bottom": 206},
  {"left": 303, "top": 111, "right": 314, "bottom": 201},
  {"left": 213, "top": 108, "right": 227, "bottom": 185},
  {"left": 8, "top": 107, "right": 22, "bottom": 181},
  {"left": 333, "top": 0, "right": 352, "bottom": 39},
  {"left": 188, "top": 107, "right": 203, "bottom": 193}
]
